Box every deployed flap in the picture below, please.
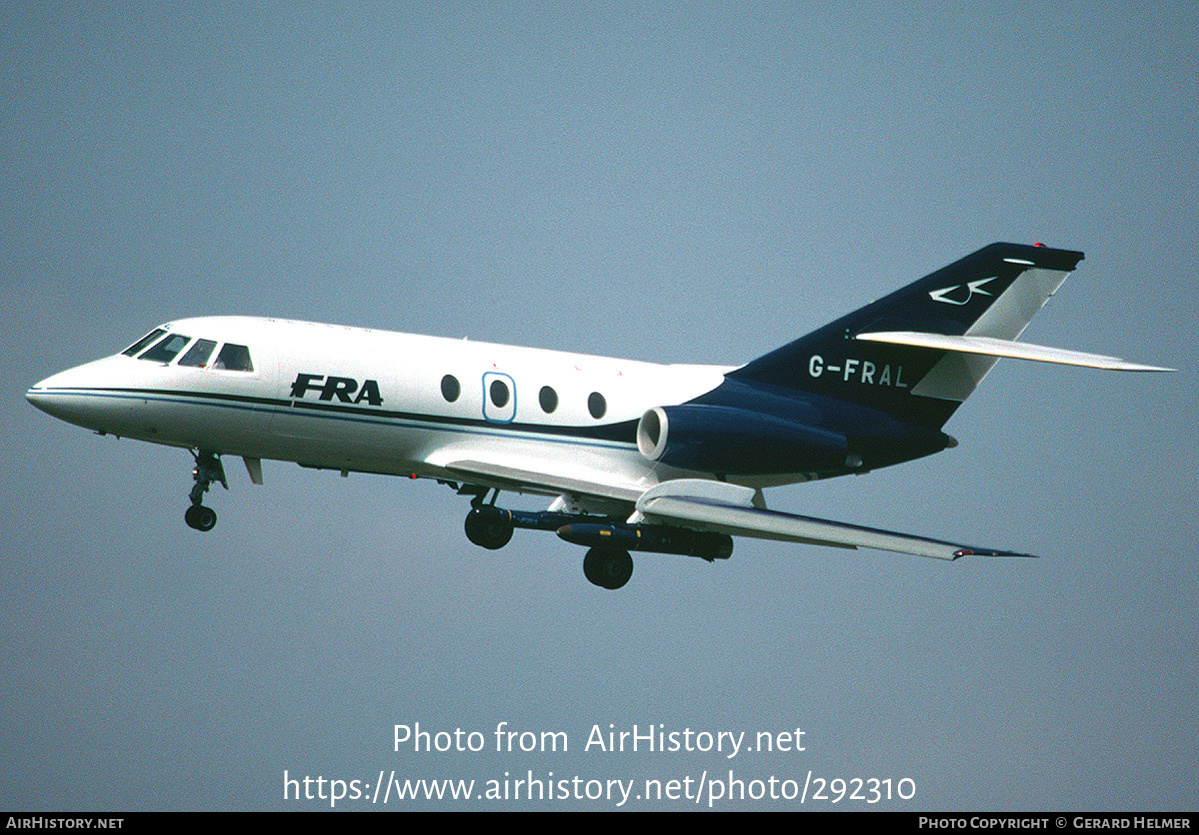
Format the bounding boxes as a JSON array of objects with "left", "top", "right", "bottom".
[
  {"left": 635, "top": 490, "right": 1033, "bottom": 560},
  {"left": 855, "top": 331, "right": 1175, "bottom": 372}
]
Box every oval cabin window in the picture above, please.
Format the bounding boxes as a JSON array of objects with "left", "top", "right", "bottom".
[{"left": 587, "top": 391, "right": 606, "bottom": 419}]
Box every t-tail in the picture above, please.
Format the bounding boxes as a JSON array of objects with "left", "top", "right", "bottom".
[{"left": 725, "top": 242, "right": 1171, "bottom": 432}]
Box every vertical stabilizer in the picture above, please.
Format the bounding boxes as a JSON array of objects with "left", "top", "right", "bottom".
[{"left": 728, "top": 243, "right": 1085, "bottom": 428}]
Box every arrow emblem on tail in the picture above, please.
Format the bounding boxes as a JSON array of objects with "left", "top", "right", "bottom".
[{"left": 929, "top": 277, "right": 996, "bottom": 305}]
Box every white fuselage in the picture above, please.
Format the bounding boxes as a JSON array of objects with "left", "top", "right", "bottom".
[{"left": 28, "top": 316, "right": 733, "bottom": 496}]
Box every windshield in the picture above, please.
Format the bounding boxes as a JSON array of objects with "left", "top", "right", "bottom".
[
  {"left": 138, "top": 333, "right": 192, "bottom": 364},
  {"left": 121, "top": 328, "right": 255, "bottom": 372},
  {"left": 121, "top": 329, "right": 166, "bottom": 357}
]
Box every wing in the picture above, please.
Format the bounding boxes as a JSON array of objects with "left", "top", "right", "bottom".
[
  {"left": 437, "top": 450, "right": 1033, "bottom": 561},
  {"left": 630, "top": 480, "right": 1033, "bottom": 560}
]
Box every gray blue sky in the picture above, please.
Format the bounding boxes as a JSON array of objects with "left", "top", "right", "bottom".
[{"left": 3, "top": 1, "right": 1197, "bottom": 811}]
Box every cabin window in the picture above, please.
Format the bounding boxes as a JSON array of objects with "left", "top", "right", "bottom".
[
  {"left": 122, "top": 329, "right": 166, "bottom": 357},
  {"left": 539, "top": 385, "right": 558, "bottom": 413},
  {"left": 178, "top": 339, "right": 217, "bottom": 368},
  {"left": 139, "top": 333, "right": 191, "bottom": 364},
  {"left": 490, "top": 379, "right": 510, "bottom": 408},
  {"left": 441, "top": 375, "right": 460, "bottom": 402},
  {"left": 588, "top": 391, "right": 606, "bottom": 419},
  {"left": 213, "top": 343, "right": 254, "bottom": 372}
]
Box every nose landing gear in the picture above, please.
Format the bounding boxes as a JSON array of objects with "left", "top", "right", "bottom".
[
  {"left": 185, "top": 450, "right": 227, "bottom": 531},
  {"left": 184, "top": 503, "right": 217, "bottom": 531}
]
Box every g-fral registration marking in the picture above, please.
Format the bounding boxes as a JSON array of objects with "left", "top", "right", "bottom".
[{"left": 808, "top": 355, "right": 908, "bottom": 387}]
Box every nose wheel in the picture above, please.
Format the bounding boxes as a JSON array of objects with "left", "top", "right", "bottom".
[
  {"left": 185, "top": 504, "right": 217, "bottom": 531},
  {"left": 185, "top": 450, "right": 227, "bottom": 531}
]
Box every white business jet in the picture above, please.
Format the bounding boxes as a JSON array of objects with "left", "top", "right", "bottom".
[{"left": 26, "top": 243, "right": 1171, "bottom": 589}]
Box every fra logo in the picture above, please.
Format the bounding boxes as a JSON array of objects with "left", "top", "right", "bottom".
[{"left": 290, "top": 373, "right": 384, "bottom": 406}]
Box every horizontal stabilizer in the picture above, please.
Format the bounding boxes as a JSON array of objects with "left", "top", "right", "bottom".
[
  {"left": 855, "top": 331, "right": 1175, "bottom": 372},
  {"left": 634, "top": 485, "right": 1033, "bottom": 561}
]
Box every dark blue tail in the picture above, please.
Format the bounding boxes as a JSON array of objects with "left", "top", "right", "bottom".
[{"left": 727, "top": 243, "right": 1085, "bottom": 429}]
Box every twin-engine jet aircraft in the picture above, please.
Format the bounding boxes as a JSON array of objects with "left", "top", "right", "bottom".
[{"left": 26, "top": 243, "right": 1172, "bottom": 589}]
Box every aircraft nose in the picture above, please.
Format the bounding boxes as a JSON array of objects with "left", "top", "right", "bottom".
[
  {"left": 26, "top": 373, "right": 62, "bottom": 414},
  {"left": 25, "top": 358, "right": 124, "bottom": 427}
]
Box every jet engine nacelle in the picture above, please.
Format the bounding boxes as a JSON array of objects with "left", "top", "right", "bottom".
[{"left": 636, "top": 404, "right": 850, "bottom": 475}]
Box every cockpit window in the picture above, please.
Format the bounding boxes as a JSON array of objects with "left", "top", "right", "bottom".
[
  {"left": 177, "top": 338, "right": 217, "bottom": 368},
  {"left": 213, "top": 343, "right": 253, "bottom": 372},
  {"left": 139, "top": 333, "right": 192, "bottom": 364},
  {"left": 119, "top": 328, "right": 254, "bottom": 372},
  {"left": 122, "top": 329, "right": 166, "bottom": 357}
]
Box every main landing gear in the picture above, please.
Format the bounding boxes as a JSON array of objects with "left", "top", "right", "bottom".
[
  {"left": 453, "top": 485, "right": 730, "bottom": 590},
  {"left": 582, "top": 547, "right": 634, "bottom": 590},
  {"left": 463, "top": 506, "right": 514, "bottom": 550},
  {"left": 462, "top": 486, "right": 515, "bottom": 550},
  {"left": 456, "top": 486, "right": 637, "bottom": 590},
  {"left": 185, "top": 450, "right": 227, "bottom": 531}
]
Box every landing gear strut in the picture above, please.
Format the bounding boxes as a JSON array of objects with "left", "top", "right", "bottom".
[
  {"left": 583, "top": 548, "right": 634, "bottom": 590},
  {"left": 185, "top": 450, "right": 227, "bottom": 531}
]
